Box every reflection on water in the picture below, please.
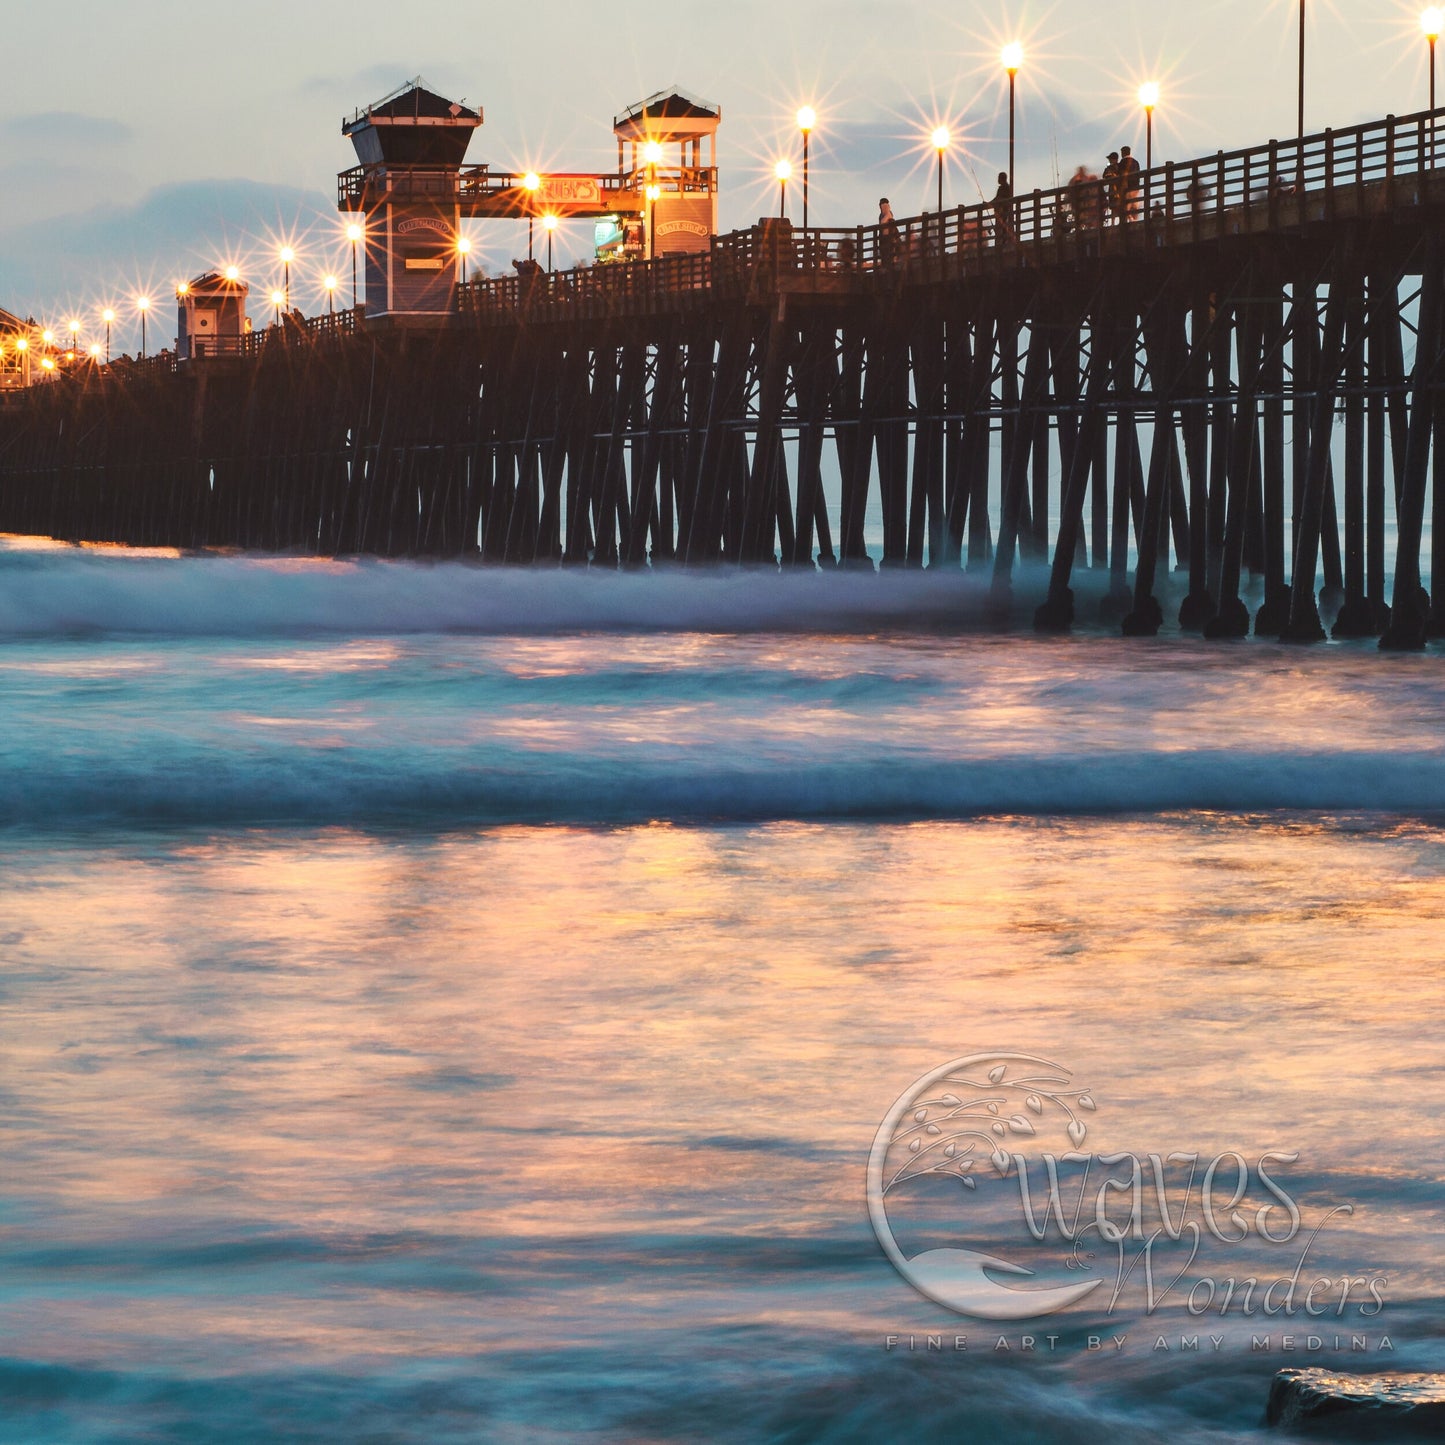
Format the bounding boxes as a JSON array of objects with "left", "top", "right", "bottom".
[{"left": 3, "top": 815, "right": 1445, "bottom": 1441}]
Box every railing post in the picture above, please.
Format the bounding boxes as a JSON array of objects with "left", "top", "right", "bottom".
[
  {"left": 1325, "top": 128, "right": 1335, "bottom": 222},
  {"left": 1165, "top": 160, "right": 1176, "bottom": 225},
  {"left": 1386, "top": 113, "right": 1397, "bottom": 208},
  {"left": 1033, "top": 188, "right": 1041, "bottom": 252},
  {"left": 1267, "top": 139, "right": 1278, "bottom": 228}
]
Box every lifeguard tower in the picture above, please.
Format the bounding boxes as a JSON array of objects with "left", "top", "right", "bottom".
[
  {"left": 175, "top": 271, "right": 249, "bottom": 360},
  {"left": 612, "top": 90, "right": 720, "bottom": 257},
  {"left": 339, "top": 79, "right": 483, "bottom": 322}
]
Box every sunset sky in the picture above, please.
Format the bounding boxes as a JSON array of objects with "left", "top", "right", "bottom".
[{"left": 1, "top": 0, "right": 1437, "bottom": 340}]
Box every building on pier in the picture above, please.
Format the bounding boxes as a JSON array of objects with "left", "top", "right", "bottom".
[
  {"left": 175, "top": 271, "right": 250, "bottom": 361},
  {"left": 337, "top": 80, "right": 722, "bottom": 315},
  {"left": 341, "top": 80, "right": 483, "bottom": 323},
  {"left": 0, "top": 307, "right": 32, "bottom": 390}
]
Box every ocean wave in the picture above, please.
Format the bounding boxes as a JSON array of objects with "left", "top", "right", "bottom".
[
  {"left": 3, "top": 747, "right": 1444, "bottom": 828},
  {"left": 0, "top": 541, "right": 1130, "bottom": 640}
]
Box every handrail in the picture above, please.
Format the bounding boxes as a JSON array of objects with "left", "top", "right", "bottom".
[{"left": 457, "top": 104, "right": 1445, "bottom": 323}]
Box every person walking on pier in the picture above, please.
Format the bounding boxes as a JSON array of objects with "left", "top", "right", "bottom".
[
  {"left": 991, "top": 172, "right": 1015, "bottom": 244},
  {"left": 1119, "top": 145, "right": 1141, "bottom": 219},
  {"left": 878, "top": 198, "right": 901, "bottom": 265},
  {"left": 1103, "top": 152, "right": 1122, "bottom": 223},
  {"left": 1067, "top": 164, "right": 1102, "bottom": 229}
]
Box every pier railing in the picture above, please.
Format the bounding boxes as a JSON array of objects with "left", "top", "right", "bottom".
[{"left": 458, "top": 104, "right": 1445, "bottom": 323}]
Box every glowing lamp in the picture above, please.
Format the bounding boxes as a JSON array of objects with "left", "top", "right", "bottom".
[
  {"left": 775, "top": 158, "right": 792, "bottom": 181},
  {"left": 542, "top": 213, "right": 558, "bottom": 231},
  {"left": 224, "top": 266, "right": 240, "bottom": 282},
  {"left": 642, "top": 140, "right": 664, "bottom": 165},
  {"left": 456, "top": 237, "right": 472, "bottom": 255},
  {"left": 41, "top": 356, "right": 56, "bottom": 370},
  {"left": 645, "top": 183, "right": 661, "bottom": 202},
  {"left": 931, "top": 126, "right": 950, "bottom": 152},
  {"left": 1002, "top": 41, "right": 1024, "bottom": 74},
  {"left": 15, "top": 337, "right": 27, "bottom": 352},
  {"left": 522, "top": 172, "right": 541, "bottom": 192},
  {"left": 279, "top": 246, "right": 295, "bottom": 263},
  {"left": 346, "top": 222, "right": 363, "bottom": 242},
  {"left": 1139, "top": 81, "right": 1161, "bottom": 110},
  {"left": 1425, "top": 7, "right": 1445, "bottom": 40},
  {"left": 88, "top": 344, "right": 102, "bottom": 358},
  {"left": 797, "top": 106, "right": 816, "bottom": 133},
  {"left": 42, "top": 329, "right": 55, "bottom": 344},
  {"left": 136, "top": 297, "right": 150, "bottom": 312},
  {"left": 270, "top": 290, "right": 284, "bottom": 306},
  {"left": 102, "top": 308, "right": 116, "bottom": 323},
  {"left": 323, "top": 274, "right": 339, "bottom": 290}
]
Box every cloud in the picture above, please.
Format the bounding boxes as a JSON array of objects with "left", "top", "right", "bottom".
[
  {"left": 0, "top": 111, "right": 135, "bottom": 149},
  {"left": 0, "top": 178, "right": 333, "bottom": 330}
]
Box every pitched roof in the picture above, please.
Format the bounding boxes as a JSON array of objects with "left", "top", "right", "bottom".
[
  {"left": 614, "top": 88, "right": 720, "bottom": 128},
  {"left": 346, "top": 78, "right": 481, "bottom": 131}
]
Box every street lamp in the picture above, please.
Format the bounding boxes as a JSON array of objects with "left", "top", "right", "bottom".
[
  {"left": 1138, "top": 82, "right": 1160, "bottom": 172},
  {"left": 270, "top": 289, "right": 284, "bottom": 326},
  {"left": 645, "top": 182, "right": 661, "bottom": 259},
  {"left": 797, "top": 106, "right": 816, "bottom": 228},
  {"left": 68, "top": 318, "right": 81, "bottom": 353},
  {"left": 1002, "top": 41, "right": 1023, "bottom": 191},
  {"left": 323, "top": 275, "right": 339, "bottom": 314},
  {"left": 1425, "top": 7, "right": 1443, "bottom": 157},
  {"left": 223, "top": 266, "right": 240, "bottom": 283},
  {"left": 135, "top": 298, "right": 149, "bottom": 357},
  {"left": 101, "top": 307, "right": 115, "bottom": 362},
  {"left": 522, "top": 172, "right": 541, "bottom": 261},
  {"left": 542, "top": 213, "right": 558, "bottom": 271},
  {"left": 931, "top": 126, "right": 949, "bottom": 217},
  {"left": 279, "top": 246, "right": 294, "bottom": 310},
  {"left": 456, "top": 236, "right": 471, "bottom": 284},
  {"left": 346, "top": 221, "right": 363, "bottom": 308},
  {"left": 775, "top": 158, "right": 792, "bottom": 219}
]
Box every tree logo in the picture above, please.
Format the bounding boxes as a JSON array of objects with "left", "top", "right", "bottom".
[{"left": 867, "top": 1052, "right": 1104, "bottom": 1320}]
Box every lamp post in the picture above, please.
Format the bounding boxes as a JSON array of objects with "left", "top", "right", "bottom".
[
  {"left": 323, "top": 275, "right": 338, "bottom": 314},
  {"left": 1425, "top": 7, "right": 1443, "bottom": 165},
  {"left": 646, "top": 183, "right": 661, "bottom": 258},
  {"left": 270, "top": 290, "right": 283, "bottom": 327},
  {"left": 67, "top": 318, "right": 81, "bottom": 357},
  {"left": 1002, "top": 41, "right": 1023, "bottom": 192},
  {"left": 1138, "top": 82, "right": 1160, "bottom": 172},
  {"left": 279, "top": 247, "right": 294, "bottom": 311},
  {"left": 101, "top": 307, "right": 114, "bottom": 363},
  {"left": 136, "top": 298, "right": 149, "bottom": 357},
  {"left": 931, "top": 126, "right": 949, "bottom": 218},
  {"left": 796, "top": 107, "right": 816, "bottom": 228},
  {"left": 775, "top": 158, "right": 791, "bottom": 220},
  {"left": 522, "top": 172, "right": 541, "bottom": 261},
  {"left": 457, "top": 236, "right": 471, "bottom": 285},
  {"left": 346, "top": 221, "right": 363, "bottom": 308},
  {"left": 542, "top": 213, "right": 558, "bottom": 271}
]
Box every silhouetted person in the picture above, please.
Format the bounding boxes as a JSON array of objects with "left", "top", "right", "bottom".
[
  {"left": 878, "top": 197, "right": 901, "bottom": 264},
  {"left": 1119, "top": 145, "right": 1141, "bottom": 219},
  {"left": 1067, "top": 164, "right": 1102, "bottom": 230},
  {"left": 992, "top": 172, "right": 1014, "bottom": 244},
  {"left": 1103, "top": 152, "right": 1123, "bottom": 223},
  {"left": 1186, "top": 168, "right": 1210, "bottom": 214}
]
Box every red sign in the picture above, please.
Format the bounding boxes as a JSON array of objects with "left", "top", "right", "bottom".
[{"left": 535, "top": 176, "right": 602, "bottom": 207}]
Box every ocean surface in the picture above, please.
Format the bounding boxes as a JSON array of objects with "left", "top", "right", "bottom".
[{"left": 2, "top": 540, "right": 1444, "bottom": 1443}]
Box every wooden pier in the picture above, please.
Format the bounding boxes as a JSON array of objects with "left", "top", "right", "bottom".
[{"left": 4, "top": 108, "right": 1445, "bottom": 646}]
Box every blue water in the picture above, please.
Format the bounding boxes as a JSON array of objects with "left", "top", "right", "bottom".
[{"left": 2, "top": 541, "right": 1444, "bottom": 1443}]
